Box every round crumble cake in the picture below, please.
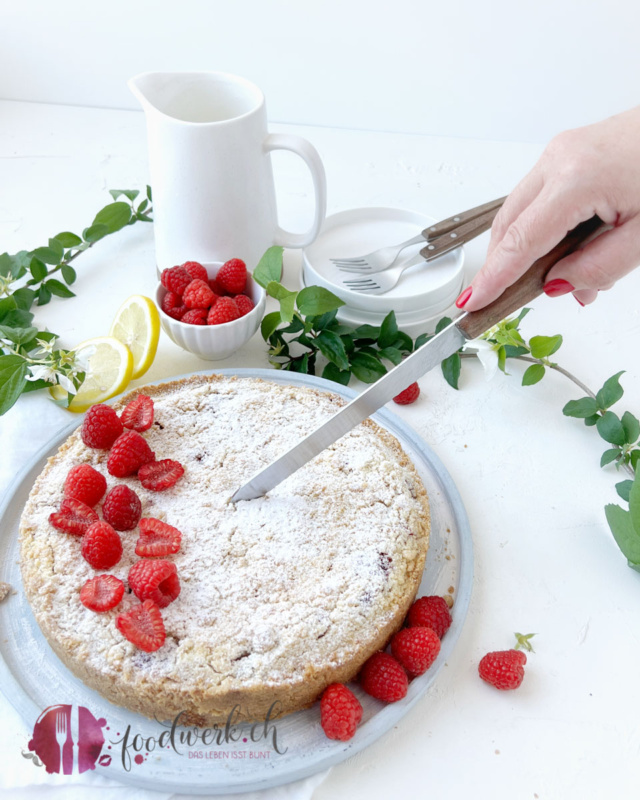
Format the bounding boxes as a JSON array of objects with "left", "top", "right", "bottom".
[{"left": 19, "top": 375, "right": 430, "bottom": 725}]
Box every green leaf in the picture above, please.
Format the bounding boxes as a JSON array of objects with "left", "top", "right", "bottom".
[
  {"left": 315, "top": 330, "right": 349, "bottom": 371},
  {"left": 584, "top": 414, "right": 599, "bottom": 427},
  {"left": 504, "top": 307, "right": 531, "bottom": 329},
  {"left": 322, "top": 362, "right": 351, "bottom": 386},
  {"left": 137, "top": 199, "right": 149, "bottom": 214},
  {"left": 0, "top": 325, "right": 38, "bottom": 345},
  {"left": 146, "top": 184, "right": 153, "bottom": 201},
  {"left": 352, "top": 324, "right": 381, "bottom": 342},
  {"left": 435, "top": 316, "right": 453, "bottom": 334},
  {"left": 596, "top": 370, "right": 625, "bottom": 411},
  {"left": 54, "top": 231, "right": 82, "bottom": 248},
  {"left": 605, "top": 503, "right": 640, "bottom": 567},
  {"left": 391, "top": 332, "right": 414, "bottom": 352},
  {"left": 442, "top": 352, "right": 461, "bottom": 389},
  {"left": 109, "top": 189, "right": 139, "bottom": 202},
  {"left": 596, "top": 411, "right": 626, "bottom": 446},
  {"left": 350, "top": 352, "right": 387, "bottom": 383},
  {"left": 1, "top": 309, "right": 34, "bottom": 327},
  {"left": 37, "top": 284, "right": 52, "bottom": 306},
  {"left": 310, "top": 309, "right": 338, "bottom": 332},
  {"left": 522, "top": 363, "right": 546, "bottom": 386},
  {"left": 11, "top": 288, "right": 36, "bottom": 312},
  {"left": 629, "top": 472, "right": 640, "bottom": 536},
  {"left": 288, "top": 353, "right": 309, "bottom": 374},
  {"left": 281, "top": 317, "right": 305, "bottom": 334},
  {"left": 616, "top": 481, "right": 634, "bottom": 502},
  {"left": 497, "top": 346, "right": 507, "bottom": 373},
  {"left": 631, "top": 450, "right": 640, "bottom": 470},
  {"left": 266, "top": 281, "right": 298, "bottom": 324},
  {"left": 529, "top": 334, "right": 563, "bottom": 359},
  {"left": 414, "top": 332, "right": 431, "bottom": 350},
  {"left": 45, "top": 279, "right": 75, "bottom": 299},
  {"left": 297, "top": 286, "right": 344, "bottom": 316},
  {"left": 261, "top": 311, "right": 282, "bottom": 341},
  {"left": 621, "top": 411, "right": 640, "bottom": 445},
  {"left": 29, "top": 258, "right": 48, "bottom": 282},
  {"left": 504, "top": 344, "right": 529, "bottom": 359},
  {"left": 61, "top": 264, "right": 77, "bottom": 285},
  {"left": 378, "top": 346, "right": 403, "bottom": 366},
  {"left": 0, "top": 253, "right": 13, "bottom": 277},
  {"left": 83, "top": 223, "right": 109, "bottom": 243},
  {"left": 30, "top": 246, "right": 61, "bottom": 266},
  {"left": 378, "top": 311, "right": 399, "bottom": 349},
  {"left": 0, "top": 354, "right": 29, "bottom": 415},
  {"left": 600, "top": 448, "right": 621, "bottom": 468},
  {"left": 253, "top": 246, "right": 284, "bottom": 288},
  {"left": 563, "top": 397, "right": 598, "bottom": 419},
  {"left": 48, "top": 237, "right": 64, "bottom": 261},
  {"left": 93, "top": 202, "right": 132, "bottom": 233},
  {"left": 0, "top": 297, "right": 16, "bottom": 320},
  {"left": 21, "top": 378, "right": 50, "bottom": 393}
]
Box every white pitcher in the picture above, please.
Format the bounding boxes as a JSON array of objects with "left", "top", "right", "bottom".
[{"left": 129, "top": 71, "right": 327, "bottom": 270}]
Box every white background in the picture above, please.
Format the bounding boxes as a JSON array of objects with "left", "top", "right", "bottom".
[{"left": 1, "top": 0, "right": 638, "bottom": 142}]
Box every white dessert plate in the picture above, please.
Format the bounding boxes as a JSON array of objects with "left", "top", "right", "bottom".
[{"left": 0, "top": 368, "right": 473, "bottom": 795}]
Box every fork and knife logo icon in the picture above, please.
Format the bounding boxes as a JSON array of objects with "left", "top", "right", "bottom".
[
  {"left": 27, "top": 704, "right": 108, "bottom": 775},
  {"left": 54, "top": 705, "right": 81, "bottom": 775}
]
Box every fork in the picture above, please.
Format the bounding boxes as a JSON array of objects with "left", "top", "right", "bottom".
[
  {"left": 331, "top": 196, "right": 506, "bottom": 275},
  {"left": 340, "top": 199, "right": 504, "bottom": 294},
  {"left": 55, "top": 710, "right": 67, "bottom": 775}
]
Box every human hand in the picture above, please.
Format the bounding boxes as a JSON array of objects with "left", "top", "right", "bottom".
[{"left": 457, "top": 106, "right": 640, "bottom": 311}]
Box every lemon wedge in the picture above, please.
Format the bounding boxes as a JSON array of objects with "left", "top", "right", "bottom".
[
  {"left": 50, "top": 336, "right": 134, "bottom": 412},
  {"left": 109, "top": 295, "right": 160, "bottom": 379}
]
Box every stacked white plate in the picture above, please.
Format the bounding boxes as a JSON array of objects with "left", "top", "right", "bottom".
[{"left": 302, "top": 208, "right": 465, "bottom": 337}]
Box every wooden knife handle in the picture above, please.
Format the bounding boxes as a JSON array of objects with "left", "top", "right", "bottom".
[{"left": 456, "top": 215, "right": 604, "bottom": 340}]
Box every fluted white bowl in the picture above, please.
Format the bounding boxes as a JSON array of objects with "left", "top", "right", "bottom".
[{"left": 155, "top": 262, "right": 266, "bottom": 361}]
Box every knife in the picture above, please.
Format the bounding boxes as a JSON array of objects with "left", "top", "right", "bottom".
[
  {"left": 70, "top": 704, "right": 80, "bottom": 775},
  {"left": 231, "top": 215, "right": 604, "bottom": 503}
]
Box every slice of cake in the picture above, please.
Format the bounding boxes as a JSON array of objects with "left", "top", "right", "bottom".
[{"left": 19, "top": 375, "right": 430, "bottom": 725}]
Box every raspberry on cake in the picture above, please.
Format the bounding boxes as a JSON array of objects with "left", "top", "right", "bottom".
[
  {"left": 120, "top": 394, "right": 154, "bottom": 432},
  {"left": 63, "top": 465, "right": 107, "bottom": 507},
  {"left": 138, "top": 459, "right": 184, "bottom": 491},
  {"left": 136, "top": 518, "right": 182, "bottom": 557},
  {"left": 49, "top": 497, "right": 99, "bottom": 536},
  {"left": 80, "top": 574, "right": 125, "bottom": 613},
  {"left": 81, "top": 521, "right": 123, "bottom": 570},
  {"left": 128, "top": 559, "right": 180, "bottom": 608},
  {"left": 107, "top": 430, "right": 155, "bottom": 477},
  {"left": 81, "top": 405, "right": 123, "bottom": 449},
  {"left": 102, "top": 485, "right": 142, "bottom": 531}
]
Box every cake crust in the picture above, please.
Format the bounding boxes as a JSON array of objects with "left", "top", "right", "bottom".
[{"left": 19, "top": 375, "right": 430, "bottom": 725}]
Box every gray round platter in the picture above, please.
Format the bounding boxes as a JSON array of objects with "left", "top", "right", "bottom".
[{"left": 0, "top": 368, "right": 473, "bottom": 794}]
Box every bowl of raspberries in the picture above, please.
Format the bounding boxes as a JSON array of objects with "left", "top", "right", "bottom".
[{"left": 156, "top": 258, "right": 266, "bottom": 360}]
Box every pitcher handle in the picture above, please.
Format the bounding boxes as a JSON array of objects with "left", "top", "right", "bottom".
[{"left": 264, "top": 134, "right": 327, "bottom": 249}]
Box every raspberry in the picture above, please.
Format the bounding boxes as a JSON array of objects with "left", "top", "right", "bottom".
[
  {"left": 391, "top": 627, "right": 441, "bottom": 676},
  {"left": 107, "top": 430, "right": 155, "bottom": 478},
  {"left": 360, "top": 652, "right": 408, "bottom": 702},
  {"left": 135, "top": 518, "right": 182, "bottom": 557},
  {"left": 478, "top": 649, "right": 527, "bottom": 690},
  {"left": 81, "top": 404, "right": 123, "bottom": 449},
  {"left": 120, "top": 394, "right": 154, "bottom": 432},
  {"left": 207, "top": 297, "right": 241, "bottom": 325},
  {"left": 63, "top": 464, "right": 107, "bottom": 507},
  {"left": 102, "top": 485, "right": 142, "bottom": 531},
  {"left": 406, "top": 595, "right": 452, "bottom": 639},
  {"left": 183, "top": 279, "right": 216, "bottom": 310},
  {"left": 180, "top": 308, "right": 208, "bottom": 325},
  {"left": 181, "top": 261, "right": 208, "bottom": 282},
  {"left": 80, "top": 574, "right": 125, "bottom": 612},
  {"left": 138, "top": 459, "right": 184, "bottom": 491},
  {"left": 116, "top": 599, "right": 166, "bottom": 652},
  {"left": 216, "top": 258, "right": 247, "bottom": 294},
  {"left": 161, "top": 266, "right": 191, "bottom": 297},
  {"left": 49, "top": 497, "right": 99, "bottom": 536},
  {"left": 393, "top": 382, "right": 420, "bottom": 405},
  {"left": 81, "top": 521, "right": 123, "bottom": 570},
  {"left": 320, "top": 684, "right": 363, "bottom": 741},
  {"left": 234, "top": 294, "right": 255, "bottom": 316},
  {"left": 161, "top": 291, "right": 187, "bottom": 320},
  {"left": 128, "top": 559, "right": 180, "bottom": 608}
]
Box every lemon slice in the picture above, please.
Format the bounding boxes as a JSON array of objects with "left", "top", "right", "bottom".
[
  {"left": 109, "top": 295, "right": 160, "bottom": 379},
  {"left": 50, "top": 336, "right": 134, "bottom": 413}
]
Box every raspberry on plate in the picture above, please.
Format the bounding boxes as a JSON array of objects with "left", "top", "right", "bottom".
[
  {"left": 406, "top": 595, "right": 452, "bottom": 639},
  {"left": 81, "top": 404, "right": 124, "bottom": 449},
  {"left": 138, "top": 459, "right": 184, "bottom": 491},
  {"left": 81, "top": 521, "right": 123, "bottom": 570},
  {"left": 216, "top": 258, "right": 247, "bottom": 294},
  {"left": 393, "top": 382, "right": 420, "bottom": 405},
  {"left": 207, "top": 296, "right": 241, "bottom": 325},
  {"left": 320, "top": 683, "right": 363, "bottom": 741},
  {"left": 391, "top": 626, "right": 440, "bottom": 676},
  {"left": 183, "top": 279, "right": 216, "bottom": 310},
  {"left": 360, "top": 652, "right": 408, "bottom": 702},
  {"left": 160, "top": 266, "right": 191, "bottom": 297},
  {"left": 102, "top": 484, "right": 142, "bottom": 531},
  {"left": 80, "top": 574, "right": 125, "bottom": 612},
  {"left": 136, "top": 518, "right": 182, "bottom": 557},
  {"left": 478, "top": 649, "right": 527, "bottom": 690},
  {"left": 234, "top": 294, "right": 255, "bottom": 317},
  {"left": 161, "top": 290, "right": 187, "bottom": 320},
  {"left": 49, "top": 497, "right": 99, "bottom": 536},
  {"left": 181, "top": 308, "right": 209, "bottom": 325},
  {"left": 181, "top": 261, "right": 208, "bottom": 282},
  {"left": 116, "top": 599, "right": 166, "bottom": 652},
  {"left": 128, "top": 559, "right": 180, "bottom": 608},
  {"left": 63, "top": 464, "right": 107, "bottom": 507},
  {"left": 120, "top": 394, "right": 154, "bottom": 432},
  {"left": 107, "top": 430, "right": 155, "bottom": 478}
]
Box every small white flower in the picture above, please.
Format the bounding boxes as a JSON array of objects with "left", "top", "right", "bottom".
[
  {"left": 26, "top": 363, "right": 57, "bottom": 384},
  {"left": 34, "top": 337, "right": 56, "bottom": 355},
  {"left": 71, "top": 346, "right": 95, "bottom": 373},
  {"left": 56, "top": 373, "right": 77, "bottom": 394},
  {"left": 462, "top": 338, "right": 499, "bottom": 382}
]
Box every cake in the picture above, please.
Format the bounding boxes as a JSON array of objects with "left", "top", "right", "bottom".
[{"left": 19, "top": 375, "right": 430, "bottom": 725}]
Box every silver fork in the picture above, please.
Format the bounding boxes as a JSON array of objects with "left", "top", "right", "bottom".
[
  {"left": 341, "top": 253, "right": 428, "bottom": 294},
  {"left": 330, "top": 196, "right": 506, "bottom": 275},
  {"left": 55, "top": 710, "right": 67, "bottom": 775}
]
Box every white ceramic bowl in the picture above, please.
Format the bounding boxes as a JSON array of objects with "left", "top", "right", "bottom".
[{"left": 156, "top": 262, "right": 266, "bottom": 361}]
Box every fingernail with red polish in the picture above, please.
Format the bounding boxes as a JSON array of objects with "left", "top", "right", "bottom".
[
  {"left": 574, "top": 295, "right": 585, "bottom": 307},
  {"left": 455, "top": 286, "right": 472, "bottom": 308},
  {"left": 543, "top": 279, "right": 575, "bottom": 298}
]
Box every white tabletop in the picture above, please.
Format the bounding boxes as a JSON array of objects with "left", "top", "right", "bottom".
[{"left": 1, "top": 100, "right": 638, "bottom": 800}]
